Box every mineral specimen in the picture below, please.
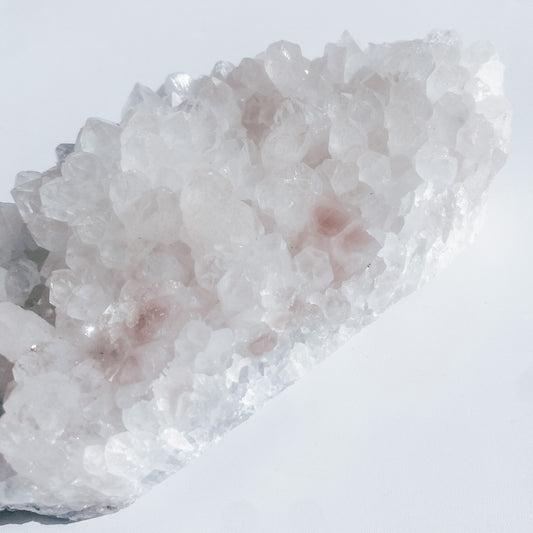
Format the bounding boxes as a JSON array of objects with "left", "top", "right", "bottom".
[{"left": 0, "top": 31, "right": 511, "bottom": 520}]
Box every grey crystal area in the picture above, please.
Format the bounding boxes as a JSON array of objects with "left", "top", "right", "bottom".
[
  {"left": 0, "top": 31, "right": 511, "bottom": 520},
  {"left": 0, "top": 203, "right": 49, "bottom": 308},
  {"left": 55, "top": 143, "right": 75, "bottom": 164},
  {"left": 0, "top": 354, "right": 13, "bottom": 417}
]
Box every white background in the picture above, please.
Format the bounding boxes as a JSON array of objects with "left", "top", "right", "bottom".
[{"left": 0, "top": 0, "right": 532, "bottom": 531}]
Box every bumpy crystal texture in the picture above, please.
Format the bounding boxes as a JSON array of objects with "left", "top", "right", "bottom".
[{"left": 0, "top": 31, "right": 510, "bottom": 520}]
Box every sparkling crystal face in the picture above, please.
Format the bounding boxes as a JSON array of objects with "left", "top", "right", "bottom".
[{"left": 0, "top": 31, "right": 511, "bottom": 520}]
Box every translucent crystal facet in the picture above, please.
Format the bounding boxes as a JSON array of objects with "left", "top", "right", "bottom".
[{"left": 0, "top": 31, "right": 511, "bottom": 520}]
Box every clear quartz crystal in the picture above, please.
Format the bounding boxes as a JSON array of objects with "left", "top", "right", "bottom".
[{"left": 0, "top": 31, "right": 511, "bottom": 520}]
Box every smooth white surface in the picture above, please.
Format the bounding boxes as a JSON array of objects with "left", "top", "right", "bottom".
[{"left": 0, "top": 0, "right": 532, "bottom": 531}]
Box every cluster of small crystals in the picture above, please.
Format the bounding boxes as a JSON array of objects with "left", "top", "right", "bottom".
[{"left": 0, "top": 31, "right": 510, "bottom": 519}]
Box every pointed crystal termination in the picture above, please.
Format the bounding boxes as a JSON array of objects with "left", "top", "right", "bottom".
[{"left": 0, "top": 31, "right": 511, "bottom": 520}]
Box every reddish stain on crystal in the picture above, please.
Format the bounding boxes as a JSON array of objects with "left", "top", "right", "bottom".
[
  {"left": 313, "top": 205, "right": 350, "bottom": 236},
  {"left": 340, "top": 226, "right": 373, "bottom": 252},
  {"left": 134, "top": 304, "right": 168, "bottom": 344},
  {"left": 248, "top": 330, "right": 278, "bottom": 356}
]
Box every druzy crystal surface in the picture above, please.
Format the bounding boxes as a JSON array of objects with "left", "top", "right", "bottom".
[{"left": 0, "top": 31, "right": 510, "bottom": 520}]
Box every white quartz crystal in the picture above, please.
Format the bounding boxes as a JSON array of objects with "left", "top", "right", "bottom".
[{"left": 0, "top": 31, "right": 511, "bottom": 520}]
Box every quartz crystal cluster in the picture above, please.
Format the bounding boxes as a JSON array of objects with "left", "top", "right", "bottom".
[{"left": 0, "top": 31, "right": 510, "bottom": 520}]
